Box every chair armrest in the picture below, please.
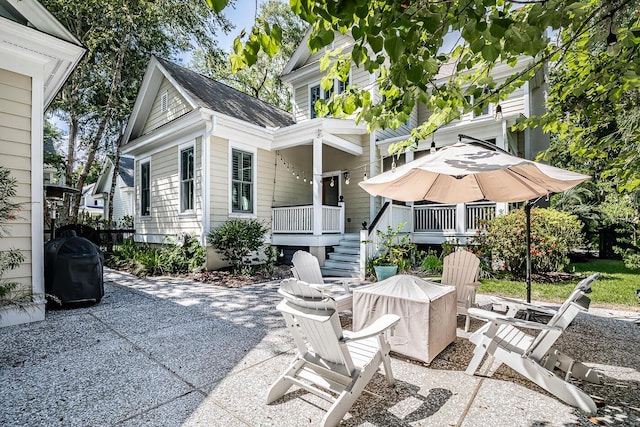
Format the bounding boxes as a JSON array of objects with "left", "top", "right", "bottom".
[
  {"left": 490, "top": 296, "right": 557, "bottom": 316},
  {"left": 468, "top": 308, "right": 562, "bottom": 332},
  {"left": 342, "top": 314, "right": 400, "bottom": 342}
]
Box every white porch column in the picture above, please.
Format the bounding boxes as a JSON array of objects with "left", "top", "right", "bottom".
[
  {"left": 312, "top": 136, "right": 323, "bottom": 236},
  {"left": 456, "top": 203, "right": 466, "bottom": 235}
]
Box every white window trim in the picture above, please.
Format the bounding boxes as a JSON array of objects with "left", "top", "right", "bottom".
[
  {"left": 160, "top": 90, "right": 168, "bottom": 113},
  {"left": 139, "top": 157, "right": 152, "bottom": 220},
  {"left": 471, "top": 95, "right": 494, "bottom": 119},
  {"left": 308, "top": 73, "right": 352, "bottom": 119},
  {"left": 178, "top": 141, "right": 196, "bottom": 216},
  {"left": 228, "top": 142, "right": 257, "bottom": 218}
]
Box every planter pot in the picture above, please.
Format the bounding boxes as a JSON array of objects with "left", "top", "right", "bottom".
[{"left": 374, "top": 265, "right": 398, "bottom": 281}]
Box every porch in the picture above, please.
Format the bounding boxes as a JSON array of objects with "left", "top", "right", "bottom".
[{"left": 271, "top": 201, "right": 500, "bottom": 244}]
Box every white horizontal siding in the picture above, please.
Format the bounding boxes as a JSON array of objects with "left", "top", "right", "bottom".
[
  {"left": 141, "top": 78, "right": 193, "bottom": 135},
  {"left": 135, "top": 139, "right": 203, "bottom": 239},
  {"left": 0, "top": 68, "right": 32, "bottom": 295}
]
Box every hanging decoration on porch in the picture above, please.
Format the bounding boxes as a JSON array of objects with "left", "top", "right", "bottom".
[{"left": 276, "top": 151, "right": 314, "bottom": 185}]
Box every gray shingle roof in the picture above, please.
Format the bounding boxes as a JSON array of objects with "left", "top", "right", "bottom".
[
  {"left": 118, "top": 157, "right": 134, "bottom": 187},
  {"left": 156, "top": 57, "right": 294, "bottom": 129}
]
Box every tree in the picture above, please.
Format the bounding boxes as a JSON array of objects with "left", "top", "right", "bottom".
[
  {"left": 531, "top": 3, "right": 640, "bottom": 192},
  {"left": 214, "top": 0, "right": 640, "bottom": 188},
  {"left": 192, "top": 0, "right": 306, "bottom": 110},
  {"left": 43, "top": 0, "right": 231, "bottom": 224}
]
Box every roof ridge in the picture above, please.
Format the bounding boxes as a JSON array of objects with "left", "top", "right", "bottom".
[{"left": 155, "top": 56, "right": 293, "bottom": 120}]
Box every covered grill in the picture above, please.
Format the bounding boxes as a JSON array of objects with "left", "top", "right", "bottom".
[{"left": 44, "top": 234, "right": 104, "bottom": 304}]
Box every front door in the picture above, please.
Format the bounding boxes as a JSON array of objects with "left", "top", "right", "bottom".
[{"left": 322, "top": 176, "right": 339, "bottom": 206}]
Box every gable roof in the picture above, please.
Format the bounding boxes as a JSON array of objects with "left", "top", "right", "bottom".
[
  {"left": 155, "top": 57, "right": 294, "bottom": 129},
  {"left": 0, "top": 0, "right": 85, "bottom": 109},
  {"left": 118, "top": 156, "right": 134, "bottom": 187}
]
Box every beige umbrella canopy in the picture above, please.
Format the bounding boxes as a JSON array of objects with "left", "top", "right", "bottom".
[
  {"left": 359, "top": 139, "right": 591, "bottom": 302},
  {"left": 360, "top": 142, "right": 590, "bottom": 204}
]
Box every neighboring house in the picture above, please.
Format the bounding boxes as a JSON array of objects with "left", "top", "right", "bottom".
[
  {"left": 0, "top": 0, "right": 85, "bottom": 326},
  {"left": 92, "top": 156, "right": 134, "bottom": 225},
  {"left": 43, "top": 138, "right": 62, "bottom": 185},
  {"left": 122, "top": 31, "right": 548, "bottom": 275},
  {"left": 77, "top": 183, "right": 104, "bottom": 219}
]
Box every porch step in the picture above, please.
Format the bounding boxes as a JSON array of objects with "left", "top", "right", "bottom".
[
  {"left": 337, "top": 238, "right": 360, "bottom": 248},
  {"left": 321, "top": 235, "right": 362, "bottom": 278},
  {"left": 321, "top": 260, "right": 361, "bottom": 278},
  {"left": 332, "top": 246, "right": 359, "bottom": 256},
  {"left": 329, "top": 252, "right": 359, "bottom": 263}
]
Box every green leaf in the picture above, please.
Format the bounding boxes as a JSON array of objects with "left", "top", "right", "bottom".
[
  {"left": 407, "top": 65, "right": 423, "bottom": 84},
  {"left": 205, "top": 0, "right": 227, "bottom": 13},
  {"left": 384, "top": 36, "right": 405, "bottom": 62},
  {"left": 481, "top": 44, "right": 500, "bottom": 62},
  {"left": 368, "top": 35, "right": 383, "bottom": 53}
]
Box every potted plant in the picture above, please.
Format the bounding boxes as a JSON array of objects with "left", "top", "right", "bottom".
[{"left": 368, "top": 222, "right": 415, "bottom": 281}]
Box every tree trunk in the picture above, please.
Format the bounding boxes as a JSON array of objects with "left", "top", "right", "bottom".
[{"left": 70, "top": 32, "right": 130, "bottom": 223}]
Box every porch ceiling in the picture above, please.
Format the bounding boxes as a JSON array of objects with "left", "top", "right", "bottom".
[{"left": 273, "top": 118, "right": 366, "bottom": 156}]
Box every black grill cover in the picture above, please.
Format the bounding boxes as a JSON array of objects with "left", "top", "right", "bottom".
[{"left": 44, "top": 236, "right": 104, "bottom": 304}]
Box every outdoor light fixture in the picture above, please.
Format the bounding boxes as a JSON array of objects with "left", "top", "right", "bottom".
[
  {"left": 330, "top": 176, "right": 335, "bottom": 187},
  {"left": 343, "top": 171, "right": 350, "bottom": 185},
  {"left": 494, "top": 104, "right": 503, "bottom": 121},
  {"left": 607, "top": 13, "right": 618, "bottom": 46},
  {"left": 391, "top": 159, "right": 397, "bottom": 172},
  {"left": 430, "top": 135, "right": 436, "bottom": 154}
]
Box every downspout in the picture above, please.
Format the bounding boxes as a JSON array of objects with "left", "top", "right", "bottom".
[{"left": 201, "top": 112, "right": 216, "bottom": 246}]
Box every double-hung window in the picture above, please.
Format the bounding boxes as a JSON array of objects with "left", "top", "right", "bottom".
[
  {"left": 309, "top": 75, "right": 350, "bottom": 119},
  {"left": 140, "top": 161, "right": 151, "bottom": 217},
  {"left": 231, "top": 149, "right": 253, "bottom": 213},
  {"left": 180, "top": 146, "right": 195, "bottom": 212}
]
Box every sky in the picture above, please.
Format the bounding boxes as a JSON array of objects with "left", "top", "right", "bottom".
[{"left": 216, "top": 0, "right": 271, "bottom": 52}]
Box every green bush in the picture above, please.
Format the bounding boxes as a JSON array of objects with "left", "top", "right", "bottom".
[
  {"left": 419, "top": 251, "right": 443, "bottom": 274},
  {"left": 207, "top": 219, "right": 269, "bottom": 274},
  {"left": 472, "top": 207, "right": 584, "bottom": 278},
  {"left": 367, "top": 222, "right": 416, "bottom": 273},
  {"left": 0, "top": 167, "right": 25, "bottom": 300},
  {"left": 110, "top": 234, "right": 205, "bottom": 276},
  {"left": 158, "top": 235, "right": 207, "bottom": 274}
]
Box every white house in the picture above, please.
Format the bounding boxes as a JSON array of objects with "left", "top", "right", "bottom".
[
  {"left": 0, "top": 0, "right": 85, "bottom": 326},
  {"left": 121, "top": 31, "right": 548, "bottom": 276},
  {"left": 92, "top": 156, "right": 135, "bottom": 225},
  {"left": 78, "top": 183, "right": 104, "bottom": 219}
]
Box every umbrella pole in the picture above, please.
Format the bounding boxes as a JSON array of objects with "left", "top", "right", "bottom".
[{"left": 525, "top": 202, "right": 532, "bottom": 303}]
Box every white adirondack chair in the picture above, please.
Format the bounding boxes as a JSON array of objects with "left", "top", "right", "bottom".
[
  {"left": 465, "top": 286, "right": 600, "bottom": 414},
  {"left": 491, "top": 273, "right": 600, "bottom": 318},
  {"left": 291, "top": 250, "right": 360, "bottom": 311},
  {"left": 439, "top": 250, "right": 482, "bottom": 331},
  {"left": 267, "top": 278, "right": 400, "bottom": 427}
]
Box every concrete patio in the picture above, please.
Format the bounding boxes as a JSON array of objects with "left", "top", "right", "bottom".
[{"left": 1, "top": 268, "right": 639, "bottom": 426}]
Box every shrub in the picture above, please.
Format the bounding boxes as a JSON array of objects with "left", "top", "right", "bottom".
[
  {"left": 207, "top": 219, "right": 269, "bottom": 274},
  {"left": 472, "top": 207, "right": 584, "bottom": 278},
  {"left": 419, "top": 250, "right": 443, "bottom": 274},
  {"left": 367, "top": 222, "right": 416, "bottom": 272},
  {"left": 0, "top": 167, "right": 25, "bottom": 300},
  {"left": 110, "top": 234, "right": 205, "bottom": 276}
]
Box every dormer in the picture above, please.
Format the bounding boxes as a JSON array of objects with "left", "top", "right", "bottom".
[{"left": 281, "top": 30, "right": 371, "bottom": 123}]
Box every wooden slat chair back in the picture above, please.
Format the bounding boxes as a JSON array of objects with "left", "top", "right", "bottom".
[
  {"left": 292, "top": 250, "right": 325, "bottom": 285},
  {"left": 268, "top": 278, "right": 400, "bottom": 427},
  {"left": 466, "top": 282, "right": 600, "bottom": 414},
  {"left": 441, "top": 250, "right": 482, "bottom": 331},
  {"left": 491, "top": 273, "right": 600, "bottom": 318}
]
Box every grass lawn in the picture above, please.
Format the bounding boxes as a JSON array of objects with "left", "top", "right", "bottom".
[{"left": 479, "top": 259, "right": 640, "bottom": 310}]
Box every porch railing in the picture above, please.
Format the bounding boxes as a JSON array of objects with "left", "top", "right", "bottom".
[
  {"left": 414, "top": 204, "right": 456, "bottom": 231},
  {"left": 466, "top": 202, "right": 496, "bottom": 231},
  {"left": 272, "top": 204, "right": 344, "bottom": 234}
]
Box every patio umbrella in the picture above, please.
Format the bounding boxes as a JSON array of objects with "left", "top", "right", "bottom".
[{"left": 359, "top": 138, "right": 591, "bottom": 302}]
